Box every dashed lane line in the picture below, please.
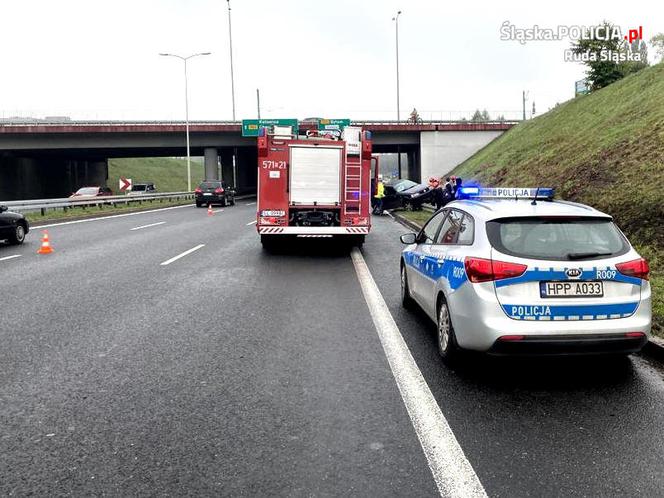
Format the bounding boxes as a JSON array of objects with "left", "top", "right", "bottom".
[
  {"left": 350, "top": 248, "right": 487, "bottom": 498},
  {"left": 160, "top": 244, "right": 205, "bottom": 266},
  {"left": 32, "top": 204, "right": 194, "bottom": 229},
  {"left": 0, "top": 254, "right": 22, "bottom": 262},
  {"left": 246, "top": 220, "right": 257, "bottom": 226},
  {"left": 130, "top": 221, "right": 166, "bottom": 231}
]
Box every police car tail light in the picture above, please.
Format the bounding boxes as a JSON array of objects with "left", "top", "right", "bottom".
[
  {"left": 616, "top": 258, "right": 649, "bottom": 280},
  {"left": 464, "top": 257, "right": 527, "bottom": 283}
]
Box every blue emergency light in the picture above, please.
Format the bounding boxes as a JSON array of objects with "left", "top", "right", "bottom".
[{"left": 458, "top": 186, "right": 555, "bottom": 200}]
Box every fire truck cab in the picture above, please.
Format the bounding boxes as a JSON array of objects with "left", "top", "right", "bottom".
[{"left": 256, "top": 124, "right": 376, "bottom": 248}]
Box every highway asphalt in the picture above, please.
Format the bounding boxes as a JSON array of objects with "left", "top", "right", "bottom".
[{"left": 1, "top": 202, "right": 663, "bottom": 496}]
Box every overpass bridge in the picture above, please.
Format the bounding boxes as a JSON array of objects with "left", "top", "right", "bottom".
[{"left": 0, "top": 120, "right": 515, "bottom": 200}]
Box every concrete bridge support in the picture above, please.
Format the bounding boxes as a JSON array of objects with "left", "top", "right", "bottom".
[
  {"left": 419, "top": 130, "right": 504, "bottom": 181},
  {"left": 203, "top": 148, "right": 219, "bottom": 181},
  {"left": 0, "top": 155, "right": 108, "bottom": 201},
  {"left": 218, "top": 147, "right": 257, "bottom": 195}
]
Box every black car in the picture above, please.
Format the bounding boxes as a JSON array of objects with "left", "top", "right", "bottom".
[
  {"left": 382, "top": 179, "right": 434, "bottom": 210},
  {"left": 0, "top": 205, "right": 29, "bottom": 245},
  {"left": 195, "top": 181, "right": 236, "bottom": 207}
]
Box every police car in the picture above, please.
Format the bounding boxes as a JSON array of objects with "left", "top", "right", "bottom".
[{"left": 399, "top": 187, "right": 651, "bottom": 361}]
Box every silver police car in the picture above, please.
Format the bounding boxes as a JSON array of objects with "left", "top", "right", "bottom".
[{"left": 399, "top": 187, "right": 651, "bottom": 362}]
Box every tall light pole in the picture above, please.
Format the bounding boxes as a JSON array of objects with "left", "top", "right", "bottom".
[
  {"left": 159, "top": 52, "right": 211, "bottom": 191},
  {"left": 226, "top": 0, "right": 236, "bottom": 121},
  {"left": 392, "top": 10, "right": 402, "bottom": 121}
]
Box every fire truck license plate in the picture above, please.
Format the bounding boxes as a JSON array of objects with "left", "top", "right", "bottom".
[{"left": 540, "top": 281, "right": 604, "bottom": 298}]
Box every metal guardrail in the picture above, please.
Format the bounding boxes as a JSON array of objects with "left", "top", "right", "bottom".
[{"left": 1, "top": 192, "right": 194, "bottom": 215}]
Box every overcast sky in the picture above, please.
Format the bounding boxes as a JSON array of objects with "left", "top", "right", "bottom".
[{"left": 1, "top": 0, "right": 661, "bottom": 122}]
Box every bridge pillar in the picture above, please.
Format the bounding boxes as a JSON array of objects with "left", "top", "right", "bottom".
[
  {"left": 0, "top": 155, "right": 108, "bottom": 201},
  {"left": 219, "top": 148, "right": 234, "bottom": 186},
  {"left": 235, "top": 147, "right": 258, "bottom": 195},
  {"left": 204, "top": 148, "right": 219, "bottom": 181}
]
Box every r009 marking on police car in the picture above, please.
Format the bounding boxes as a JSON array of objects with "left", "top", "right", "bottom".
[{"left": 540, "top": 281, "right": 604, "bottom": 298}]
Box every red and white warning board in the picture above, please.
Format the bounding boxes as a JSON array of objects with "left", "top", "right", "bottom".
[{"left": 119, "top": 177, "right": 132, "bottom": 192}]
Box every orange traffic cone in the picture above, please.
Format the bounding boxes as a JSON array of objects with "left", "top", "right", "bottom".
[
  {"left": 37, "top": 230, "right": 54, "bottom": 254},
  {"left": 207, "top": 204, "right": 213, "bottom": 216}
]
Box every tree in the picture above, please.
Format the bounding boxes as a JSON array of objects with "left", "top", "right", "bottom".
[
  {"left": 470, "top": 109, "right": 483, "bottom": 122},
  {"left": 650, "top": 33, "right": 664, "bottom": 62},
  {"left": 570, "top": 20, "right": 647, "bottom": 90},
  {"left": 620, "top": 39, "right": 649, "bottom": 76},
  {"left": 480, "top": 109, "right": 491, "bottom": 121}
]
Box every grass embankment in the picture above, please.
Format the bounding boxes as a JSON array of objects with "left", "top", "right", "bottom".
[
  {"left": 394, "top": 208, "right": 433, "bottom": 227},
  {"left": 108, "top": 157, "right": 204, "bottom": 193},
  {"left": 26, "top": 197, "right": 193, "bottom": 225},
  {"left": 451, "top": 62, "right": 664, "bottom": 336}
]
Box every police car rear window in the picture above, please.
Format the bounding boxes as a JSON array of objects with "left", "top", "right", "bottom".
[{"left": 486, "top": 217, "right": 629, "bottom": 261}]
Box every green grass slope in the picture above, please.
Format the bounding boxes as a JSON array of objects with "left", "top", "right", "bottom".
[
  {"left": 108, "top": 157, "right": 205, "bottom": 194},
  {"left": 453, "top": 62, "right": 664, "bottom": 335}
]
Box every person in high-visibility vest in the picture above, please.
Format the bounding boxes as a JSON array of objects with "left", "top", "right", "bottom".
[{"left": 373, "top": 175, "right": 386, "bottom": 215}]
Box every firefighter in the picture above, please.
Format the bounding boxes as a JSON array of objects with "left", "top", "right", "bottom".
[{"left": 373, "top": 175, "right": 386, "bottom": 215}]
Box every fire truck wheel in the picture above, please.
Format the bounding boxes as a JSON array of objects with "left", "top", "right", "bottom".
[
  {"left": 350, "top": 235, "right": 365, "bottom": 247},
  {"left": 261, "top": 235, "right": 277, "bottom": 251}
]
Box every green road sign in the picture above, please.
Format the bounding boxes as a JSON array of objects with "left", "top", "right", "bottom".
[
  {"left": 317, "top": 118, "right": 351, "bottom": 130},
  {"left": 242, "top": 119, "right": 299, "bottom": 137}
]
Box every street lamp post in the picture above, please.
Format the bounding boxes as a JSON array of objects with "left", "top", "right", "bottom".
[
  {"left": 392, "top": 10, "right": 402, "bottom": 177},
  {"left": 393, "top": 10, "right": 402, "bottom": 121},
  {"left": 226, "top": 0, "right": 236, "bottom": 121},
  {"left": 159, "top": 52, "right": 211, "bottom": 191}
]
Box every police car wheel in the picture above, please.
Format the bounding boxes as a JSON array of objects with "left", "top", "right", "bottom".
[
  {"left": 400, "top": 264, "right": 415, "bottom": 309},
  {"left": 437, "top": 300, "right": 459, "bottom": 362}
]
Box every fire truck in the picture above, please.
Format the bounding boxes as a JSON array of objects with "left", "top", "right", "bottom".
[{"left": 255, "top": 124, "right": 378, "bottom": 248}]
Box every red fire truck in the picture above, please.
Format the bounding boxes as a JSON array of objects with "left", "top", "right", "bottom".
[{"left": 255, "top": 124, "right": 377, "bottom": 248}]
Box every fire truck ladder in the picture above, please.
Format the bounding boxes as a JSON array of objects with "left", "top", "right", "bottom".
[{"left": 344, "top": 155, "right": 362, "bottom": 215}]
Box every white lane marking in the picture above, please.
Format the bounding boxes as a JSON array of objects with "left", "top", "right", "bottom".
[
  {"left": 0, "top": 254, "right": 22, "bottom": 262},
  {"left": 31, "top": 204, "right": 193, "bottom": 229},
  {"left": 130, "top": 221, "right": 166, "bottom": 231},
  {"left": 350, "top": 248, "right": 487, "bottom": 498},
  {"left": 160, "top": 244, "right": 205, "bottom": 266},
  {"left": 385, "top": 211, "right": 395, "bottom": 220},
  {"left": 212, "top": 209, "right": 224, "bottom": 213},
  {"left": 246, "top": 220, "right": 257, "bottom": 226},
  {"left": 245, "top": 202, "right": 256, "bottom": 205}
]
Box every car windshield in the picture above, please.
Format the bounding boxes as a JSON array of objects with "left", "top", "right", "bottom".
[
  {"left": 486, "top": 217, "right": 628, "bottom": 261},
  {"left": 394, "top": 180, "right": 418, "bottom": 192},
  {"left": 75, "top": 187, "right": 99, "bottom": 195},
  {"left": 200, "top": 182, "right": 222, "bottom": 189}
]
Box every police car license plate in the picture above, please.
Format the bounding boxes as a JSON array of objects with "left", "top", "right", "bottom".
[{"left": 540, "top": 281, "right": 604, "bottom": 298}]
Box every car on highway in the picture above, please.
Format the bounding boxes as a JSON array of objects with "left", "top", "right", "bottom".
[
  {"left": 383, "top": 179, "right": 434, "bottom": 210},
  {"left": 399, "top": 187, "right": 651, "bottom": 362},
  {"left": 0, "top": 205, "right": 29, "bottom": 245},
  {"left": 195, "top": 181, "right": 236, "bottom": 207},
  {"left": 127, "top": 183, "right": 156, "bottom": 195},
  {"left": 69, "top": 186, "right": 114, "bottom": 199}
]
